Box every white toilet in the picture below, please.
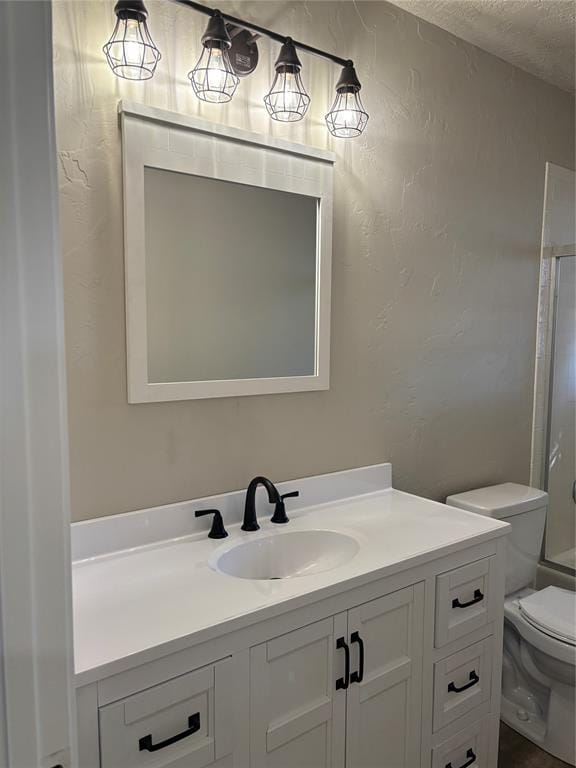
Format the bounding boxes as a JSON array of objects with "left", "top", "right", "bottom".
[{"left": 447, "top": 483, "right": 576, "bottom": 766}]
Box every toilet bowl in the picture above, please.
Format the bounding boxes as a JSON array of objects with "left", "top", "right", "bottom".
[
  {"left": 446, "top": 483, "right": 576, "bottom": 766},
  {"left": 502, "top": 587, "right": 576, "bottom": 765}
]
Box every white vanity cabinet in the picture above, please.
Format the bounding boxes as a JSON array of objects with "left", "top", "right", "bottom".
[
  {"left": 250, "top": 584, "right": 424, "bottom": 768},
  {"left": 73, "top": 466, "right": 509, "bottom": 768},
  {"left": 78, "top": 544, "right": 505, "bottom": 768}
]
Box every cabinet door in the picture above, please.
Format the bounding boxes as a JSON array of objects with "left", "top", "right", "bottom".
[
  {"left": 346, "top": 583, "right": 425, "bottom": 768},
  {"left": 250, "top": 614, "right": 347, "bottom": 768}
]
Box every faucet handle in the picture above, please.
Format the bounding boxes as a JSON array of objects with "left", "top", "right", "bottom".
[
  {"left": 195, "top": 508, "right": 228, "bottom": 539},
  {"left": 271, "top": 491, "right": 300, "bottom": 524}
]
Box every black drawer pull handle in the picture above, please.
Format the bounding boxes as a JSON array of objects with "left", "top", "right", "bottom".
[
  {"left": 452, "top": 589, "right": 484, "bottom": 609},
  {"left": 350, "top": 631, "right": 365, "bottom": 684},
  {"left": 336, "top": 636, "right": 350, "bottom": 690},
  {"left": 139, "top": 713, "right": 200, "bottom": 752},
  {"left": 448, "top": 670, "right": 479, "bottom": 693},
  {"left": 446, "top": 748, "right": 476, "bottom": 768}
]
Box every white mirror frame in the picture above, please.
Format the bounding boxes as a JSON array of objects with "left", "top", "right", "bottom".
[{"left": 120, "top": 101, "right": 334, "bottom": 403}]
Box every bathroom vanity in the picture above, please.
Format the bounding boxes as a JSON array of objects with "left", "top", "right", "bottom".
[{"left": 73, "top": 464, "right": 509, "bottom": 768}]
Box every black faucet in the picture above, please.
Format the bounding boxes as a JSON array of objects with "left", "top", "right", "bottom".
[{"left": 242, "top": 476, "right": 280, "bottom": 531}]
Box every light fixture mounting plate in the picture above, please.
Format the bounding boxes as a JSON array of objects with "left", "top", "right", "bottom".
[{"left": 227, "top": 25, "right": 259, "bottom": 77}]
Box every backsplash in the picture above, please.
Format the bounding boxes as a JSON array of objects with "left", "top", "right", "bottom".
[{"left": 71, "top": 463, "right": 392, "bottom": 561}]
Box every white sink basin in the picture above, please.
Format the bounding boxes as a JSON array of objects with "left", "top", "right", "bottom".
[{"left": 211, "top": 530, "right": 359, "bottom": 580}]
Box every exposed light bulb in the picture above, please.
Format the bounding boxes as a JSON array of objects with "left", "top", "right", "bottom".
[
  {"left": 103, "top": 0, "right": 160, "bottom": 81},
  {"left": 325, "top": 62, "right": 368, "bottom": 138},
  {"left": 204, "top": 48, "right": 228, "bottom": 92},
  {"left": 264, "top": 40, "right": 310, "bottom": 122},
  {"left": 122, "top": 19, "right": 145, "bottom": 67},
  {"left": 189, "top": 13, "right": 239, "bottom": 103},
  {"left": 277, "top": 72, "right": 301, "bottom": 112}
]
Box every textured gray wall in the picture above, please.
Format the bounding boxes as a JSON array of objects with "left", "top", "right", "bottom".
[{"left": 53, "top": 0, "right": 575, "bottom": 521}]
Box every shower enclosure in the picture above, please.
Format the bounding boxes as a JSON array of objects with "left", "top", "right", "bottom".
[
  {"left": 532, "top": 163, "right": 575, "bottom": 580},
  {"left": 543, "top": 254, "right": 575, "bottom": 571}
]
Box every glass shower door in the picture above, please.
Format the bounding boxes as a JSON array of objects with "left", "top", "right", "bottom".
[{"left": 544, "top": 255, "right": 576, "bottom": 571}]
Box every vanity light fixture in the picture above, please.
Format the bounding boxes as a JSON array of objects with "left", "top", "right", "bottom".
[
  {"left": 103, "top": 0, "right": 161, "bottom": 81},
  {"left": 104, "top": 0, "right": 369, "bottom": 138},
  {"left": 264, "top": 39, "right": 310, "bottom": 122},
  {"left": 188, "top": 11, "right": 239, "bottom": 103},
  {"left": 325, "top": 62, "right": 369, "bottom": 138}
]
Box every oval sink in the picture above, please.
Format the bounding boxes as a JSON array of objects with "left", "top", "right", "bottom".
[{"left": 211, "top": 530, "right": 359, "bottom": 580}]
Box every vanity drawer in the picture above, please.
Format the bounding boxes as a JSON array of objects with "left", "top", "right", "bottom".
[
  {"left": 431, "top": 714, "right": 494, "bottom": 768},
  {"left": 99, "top": 657, "right": 233, "bottom": 768},
  {"left": 435, "top": 557, "right": 495, "bottom": 647},
  {"left": 433, "top": 637, "right": 492, "bottom": 731}
]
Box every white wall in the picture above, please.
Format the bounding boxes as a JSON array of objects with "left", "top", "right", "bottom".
[{"left": 53, "top": 0, "right": 575, "bottom": 521}]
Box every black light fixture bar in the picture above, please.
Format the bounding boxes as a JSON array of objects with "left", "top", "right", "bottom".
[{"left": 171, "top": 0, "right": 350, "bottom": 68}]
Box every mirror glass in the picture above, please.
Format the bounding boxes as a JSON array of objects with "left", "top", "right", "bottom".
[{"left": 144, "top": 167, "right": 318, "bottom": 383}]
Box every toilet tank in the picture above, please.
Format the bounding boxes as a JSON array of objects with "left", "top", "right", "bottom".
[{"left": 446, "top": 483, "right": 548, "bottom": 596}]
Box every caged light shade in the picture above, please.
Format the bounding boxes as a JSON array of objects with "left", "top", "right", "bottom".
[
  {"left": 188, "top": 12, "right": 239, "bottom": 103},
  {"left": 103, "top": 0, "right": 161, "bottom": 81},
  {"left": 325, "top": 62, "right": 368, "bottom": 138},
  {"left": 264, "top": 39, "right": 310, "bottom": 122}
]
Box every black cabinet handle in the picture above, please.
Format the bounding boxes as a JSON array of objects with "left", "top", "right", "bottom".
[
  {"left": 452, "top": 589, "right": 484, "bottom": 609},
  {"left": 139, "top": 713, "right": 200, "bottom": 752},
  {"left": 350, "top": 631, "right": 365, "bottom": 684},
  {"left": 336, "top": 636, "right": 350, "bottom": 690},
  {"left": 446, "top": 748, "right": 476, "bottom": 768},
  {"left": 448, "top": 670, "right": 479, "bottom": 694}
]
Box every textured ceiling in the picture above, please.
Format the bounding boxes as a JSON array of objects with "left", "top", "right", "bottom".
[{"left": 387, "top": 0, "right": 575, "bottom": 92}]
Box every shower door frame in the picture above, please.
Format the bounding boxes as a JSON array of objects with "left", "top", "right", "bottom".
[{"left": 530, "top": 163, "right": 576, "bottom": 577}]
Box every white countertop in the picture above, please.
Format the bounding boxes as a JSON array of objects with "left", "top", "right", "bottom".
[{"left": 73, "top": 477, "right": 508, "bottom": 684}]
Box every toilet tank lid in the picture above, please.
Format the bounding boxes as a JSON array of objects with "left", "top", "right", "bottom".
[{"left": 446, "top": 483, "right": 548, "bottom": 519}]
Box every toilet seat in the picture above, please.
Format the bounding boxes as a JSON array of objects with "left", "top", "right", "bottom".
[
  {"left": 504, "top": 594, "right": 576, "bottom": 667},
  {"left": 518, "top": 587, "right": 576, "bottom": 646}
]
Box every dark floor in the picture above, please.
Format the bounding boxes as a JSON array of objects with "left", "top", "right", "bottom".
[{"left": 498, "top": 722, "right": 571, "bottom": 768}]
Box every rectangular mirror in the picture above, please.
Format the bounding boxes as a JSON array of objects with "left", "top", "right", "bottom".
[
  {"left": 120, "top": 102, "right": 334, "bottom": 402},
  {"left": 145, "top": 168, "right": 318, "bottom": 383}
]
